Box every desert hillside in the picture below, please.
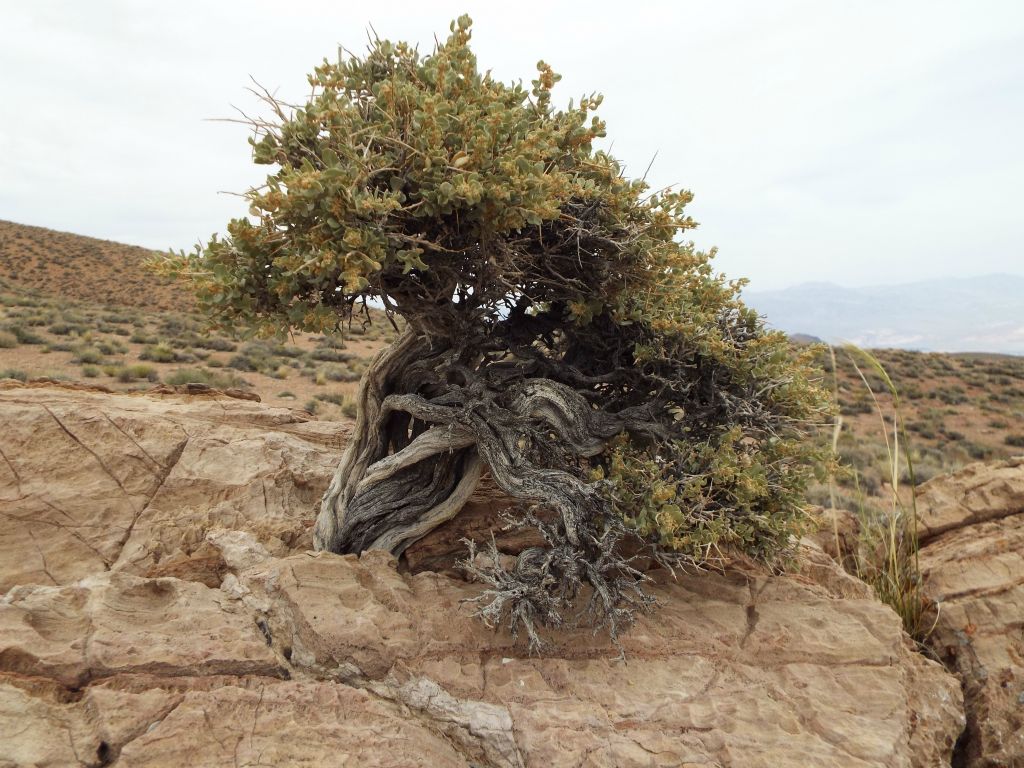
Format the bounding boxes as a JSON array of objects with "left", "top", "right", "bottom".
[
  {"left": 816, "top": 346, "right": 1024, "bottom": 510},
  {"left": 0, "top": 222, "right": 397, "bottom": 417},
  {"left": 0, "top": 219, "right": 189, "bottom": 312}
]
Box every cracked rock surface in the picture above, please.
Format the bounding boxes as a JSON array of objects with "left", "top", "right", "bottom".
[
  {"left": 0, "top": 384, "right": 965, "bottom": 767},
  {"left": 917, "top": 456, "right": 1024, "bottom": 767}
]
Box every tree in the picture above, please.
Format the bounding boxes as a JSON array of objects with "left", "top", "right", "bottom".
[{"left": 164, "top": 16, "right": 831, "bottom": 650}]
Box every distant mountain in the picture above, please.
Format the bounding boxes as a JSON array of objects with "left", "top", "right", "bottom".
[{"left": 745, "top": 274, "right": 1024, "bottom": 354}]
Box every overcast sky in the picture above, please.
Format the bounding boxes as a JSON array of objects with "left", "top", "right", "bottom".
[{"left": 2, "top": 1, "right": 1022, "bottom": 291}]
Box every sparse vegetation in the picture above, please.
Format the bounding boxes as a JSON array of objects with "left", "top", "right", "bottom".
[
  {"left": 826, "top": 346, "right": 930, "bottom": 644},
  {"left": 164, "top": 367, "right": 248, "bottom": 389}
]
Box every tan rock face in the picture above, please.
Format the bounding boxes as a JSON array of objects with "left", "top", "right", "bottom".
[
  {"left": 0, "top": 385, "right": 343, "bottom": 592},
  {"left": 0, "top": 385, "right": 965, "bottom": 767},
  {"left": 917, "top": 456, "right": 1024, "bottom": 767}
]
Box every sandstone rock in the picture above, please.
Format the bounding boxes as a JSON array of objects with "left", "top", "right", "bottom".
[
  {"left": 116, "top": 681, "right": 472, "bottom": 768},
  {"left": 234, "top": 547, "right": 963, "bottom": 767},
  {"left": 0, "top": 385, "right": 967, "bottom": 766},
  {"left": 0, "top": 679, "right": 94, "bottom": 768},
  {"left": 916, "top": 455, "right": 1024, "bottom": 542},
  {"left": 0, "top": 385, "right": 346, "bottom": 592},
  {"left": 0, "top": 571, "right": 286, "bottom": 687},
  {"left": 917, "top": 456, "right": 1024, "bottom": 767}
]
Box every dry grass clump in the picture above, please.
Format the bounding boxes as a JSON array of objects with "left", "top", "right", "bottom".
[{"left": 825, "top": 345, "right": 932, "bottom": 644}]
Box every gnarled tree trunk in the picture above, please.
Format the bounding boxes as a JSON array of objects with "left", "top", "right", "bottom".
[
  {"left": 314, "top": 329, "right": 482, "bottom": 556},
  {"left": 313, "top": 327, "right": 656, "bottom": 648}
]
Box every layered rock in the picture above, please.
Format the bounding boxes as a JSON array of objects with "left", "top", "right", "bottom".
[
  {"left": 917, "top": 456, "right": 1024, "bottom": 767},
  {"left": 0, "top": 382, "right": 343, "bottom": 592},
  {"left": 0, "top": 384, "right": 965, "bottom": 766}
]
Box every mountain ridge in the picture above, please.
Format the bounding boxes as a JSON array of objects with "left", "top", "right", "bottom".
[{"left": 746, "top": 273, "right": 1024, "bottom": 354}]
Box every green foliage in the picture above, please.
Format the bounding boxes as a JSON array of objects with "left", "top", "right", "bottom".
[{"left": 163, "top": 17, "right": 831, "bottom": 569}]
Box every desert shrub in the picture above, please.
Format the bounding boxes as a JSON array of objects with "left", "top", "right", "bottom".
[
  {"left": 316, "top": 335, "right": 348, "bottom": 349},
  {"left": 934, "top": 386, "right": 968, "bottom": 405},
  {"left": 268, "top": 343, "right": 304, "bottom": 358},
  {"left": 227, "top": 354, "right": 257, "bottom": 371},
  {"left": 8, "top": 325, "right": 45, "bottom": 345},
  {"left": 1005, "top": 435, "right": 1024, "bottom": 449},
  {"left": 311, "top": 348, "right": 353, "bottom": 363},
  {"left": 140, "top": 343, "right": 189, "bottom": 363},
  {"left": 130, "top": 331, "right": 158, "bottom": 344},
  {"left": 193, "top": 336, "right": 237, "bottom": 352},
  {"left": 0, "top": 368, "right": 27, "bottom": 381},
  {"left": 81, "top": 365, "right": 101, "bottom": 378},
  {"left": 73, "top": 346, "right": 105, "bottom": 365},
  {"left": 277, "top": 390, "right": 296, "bottom": 399},
  {"left": 0, "top": 331, "right": 17, "bottom": 348},
  {"left": 314, "top": 392, "right": 347, "bottom": 406},
  {"left": 160, "top": 17, "right": 831, "bottom": 648},
  {"left": 114, "top": 364, "right": 160, "bottom": 382},
  {"left": 841, "top": 399, "right": 873, "bottom": 416},
  {"left": 97, "top": 340, "right": 126, "bottom": 355},
  {"left": 164, "top": 367, "right": 247, "bottom": 388},
  {"left": 324, "top": 365, "right": 360, "bottom": 382},
  {"left": 909, "top": 421, "right": 937, "bottom": 440},
  {"left": 964, "top": 441, "right": 993, "bottom": 461}
]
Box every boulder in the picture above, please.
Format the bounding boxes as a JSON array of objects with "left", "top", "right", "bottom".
[
  {"left": 917, "top": 456, "right": 1024, "bottom": 767},
  {"left": 0, "top": 384, "right": 965, "bottom": 766}
]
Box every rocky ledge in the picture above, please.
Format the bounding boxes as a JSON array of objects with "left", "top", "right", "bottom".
[
  {"left": 0, "top": 384, "right": 966, "bottom": 767},
  {"left": 917, "top": 457, "right": 1024, "bottom": 767}
]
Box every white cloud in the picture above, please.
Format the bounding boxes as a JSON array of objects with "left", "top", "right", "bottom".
[{"left": 2, "top": 0, "right": 1022, "bottom": 290}]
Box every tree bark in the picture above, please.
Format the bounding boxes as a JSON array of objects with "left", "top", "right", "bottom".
[{"left": 313, "top": 327, "right": 657, "bottom": 649}]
